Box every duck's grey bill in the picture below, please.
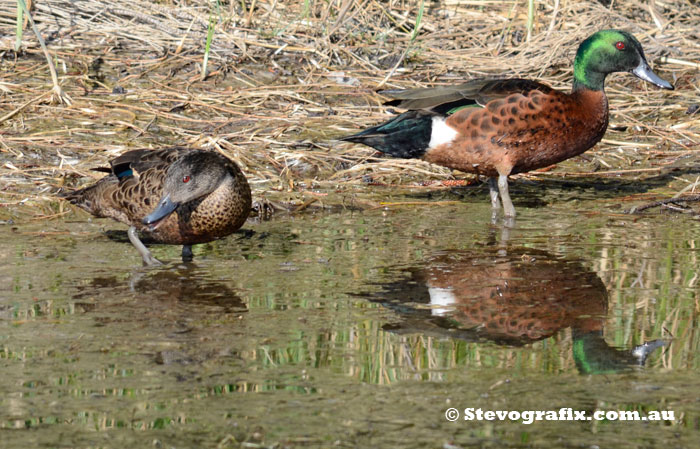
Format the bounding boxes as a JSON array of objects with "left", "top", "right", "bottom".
[
  {"left": 632, "top": 61, "right": 674, "bottom": 90},
  {"left": 143, "top": 195, "right": 177, "bottom": 225}
]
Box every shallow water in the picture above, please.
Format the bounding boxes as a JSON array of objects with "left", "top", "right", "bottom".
[{"left": 1, "top": 186, "right": 699, "bottom": 448}]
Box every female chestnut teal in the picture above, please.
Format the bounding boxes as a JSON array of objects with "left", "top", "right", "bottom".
[
  {"left": 341, "top": 30, "right": 674, "bottom": 217},
  {"left": 63, "top": 148, "right": 252, "bottom": 265}
]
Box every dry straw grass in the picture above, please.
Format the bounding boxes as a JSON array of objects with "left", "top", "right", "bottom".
[{"left": 0, "top": 0, "right": 698, "bottom": 218}]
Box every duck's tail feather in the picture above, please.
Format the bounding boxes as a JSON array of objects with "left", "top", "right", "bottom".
[
  {"left": 59, "top": 183, "right": 98, "bottom": 210},
  {"left": 59, "top": 179, "right": 117, "bottom": 219},
  {"left": 339, "top": 110, "right": 435, "bottom": 159}
]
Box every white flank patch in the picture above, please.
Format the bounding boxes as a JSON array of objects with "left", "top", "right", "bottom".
[
  {"left": 428, "top": 286, "right": 457, "bottom": 316},
  {"left": 428, "top": 116, "right": 458, "bottom": 149}
]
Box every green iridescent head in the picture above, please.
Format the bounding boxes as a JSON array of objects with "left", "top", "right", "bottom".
[{"left": 573, "top": 30, "right": 673, "bottom": 91}]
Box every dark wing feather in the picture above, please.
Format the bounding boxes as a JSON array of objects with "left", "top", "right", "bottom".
[
  {"left": 110, "top": 147, "right": 191, "bottom": 179},
  {"left": 381, "top": 79, "right": 555, "bottom": 111},
  {"left": 381, "top": 79, "right": 492, "bottom": 110}
]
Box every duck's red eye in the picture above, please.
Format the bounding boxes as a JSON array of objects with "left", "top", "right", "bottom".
[
  {"left": 615, "top": 41, "right": 625, "bottom": 50},
  {"left": 183, "top": 175, "right": 191, "bottom": 183}
]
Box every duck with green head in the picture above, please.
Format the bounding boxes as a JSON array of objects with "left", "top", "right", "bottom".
[
  {"left": 341, "top": 30, "right": 674, "bottom": 217},
  {"left": 62, "top": 147, "right": 252, "bottom": 266}
]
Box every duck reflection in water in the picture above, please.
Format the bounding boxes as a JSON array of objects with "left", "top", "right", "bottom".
[
  {"left": 72, "top": 266, "right": 247, "bottom": 366},
  {"left": 370, "top": 247, "right": 665, "bottom": 374},
  {"left": 73, "top": 266, "right": 246, "bottom": 311}
]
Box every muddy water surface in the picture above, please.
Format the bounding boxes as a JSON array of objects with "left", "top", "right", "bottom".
[{"left": 1, "top": 189, "right": 699, "bottom": 448}]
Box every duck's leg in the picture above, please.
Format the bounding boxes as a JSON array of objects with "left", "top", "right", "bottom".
[
  {"left": 127, "top": 226, "right": 163, "bottom": 266},
  {"left": 488, "top": 177, "right": 502, "bottom": 210},
  {"left": 497, "top": 174, "right": 516, "bottom": 218},
  {"left": 181, "top": 245, "right": 193, "bottom": 262}
]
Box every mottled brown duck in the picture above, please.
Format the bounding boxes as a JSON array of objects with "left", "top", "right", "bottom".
[
  {"left": 341, "top": 30, "right": 674, "bottom": 217},
  {"left": 62, "top": 148, "right": 251, "bottom": 265}
]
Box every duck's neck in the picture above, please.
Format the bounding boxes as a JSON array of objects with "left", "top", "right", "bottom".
[
  {"left": 573, "top": 71, "right": 606, "bottom": 92},
  {"left": 572, "top": 39, "right": 607, "bottom": 92}
]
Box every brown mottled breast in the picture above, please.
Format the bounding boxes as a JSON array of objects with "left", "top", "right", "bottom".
[
  {"left": 141, "top": 164, "right": 252, "bottom": 245},
  {"left": 424, "top": 85, "right": 609, "bottom": 177}
]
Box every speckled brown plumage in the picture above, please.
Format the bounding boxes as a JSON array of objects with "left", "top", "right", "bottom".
[
  {"left": 420, "top": 80, "right": 609, "bottom": 177},
  {"left": 341, "top": 30, "right": 674, "bottom": 217},
  {"left": 63, "top": 147, "right": 251, "bottom": 263}
]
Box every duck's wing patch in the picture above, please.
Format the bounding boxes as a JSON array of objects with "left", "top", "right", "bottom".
[{"left": 110, "top": 147, "right": 191, "bottom": 180}]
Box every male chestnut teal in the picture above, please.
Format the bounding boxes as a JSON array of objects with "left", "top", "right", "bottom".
[
  {"left": 341, "top": 30, "right": 674, "bottom": 217},
  {"left": 63, "top": 148, "right": 252, "bottom": 265}
]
